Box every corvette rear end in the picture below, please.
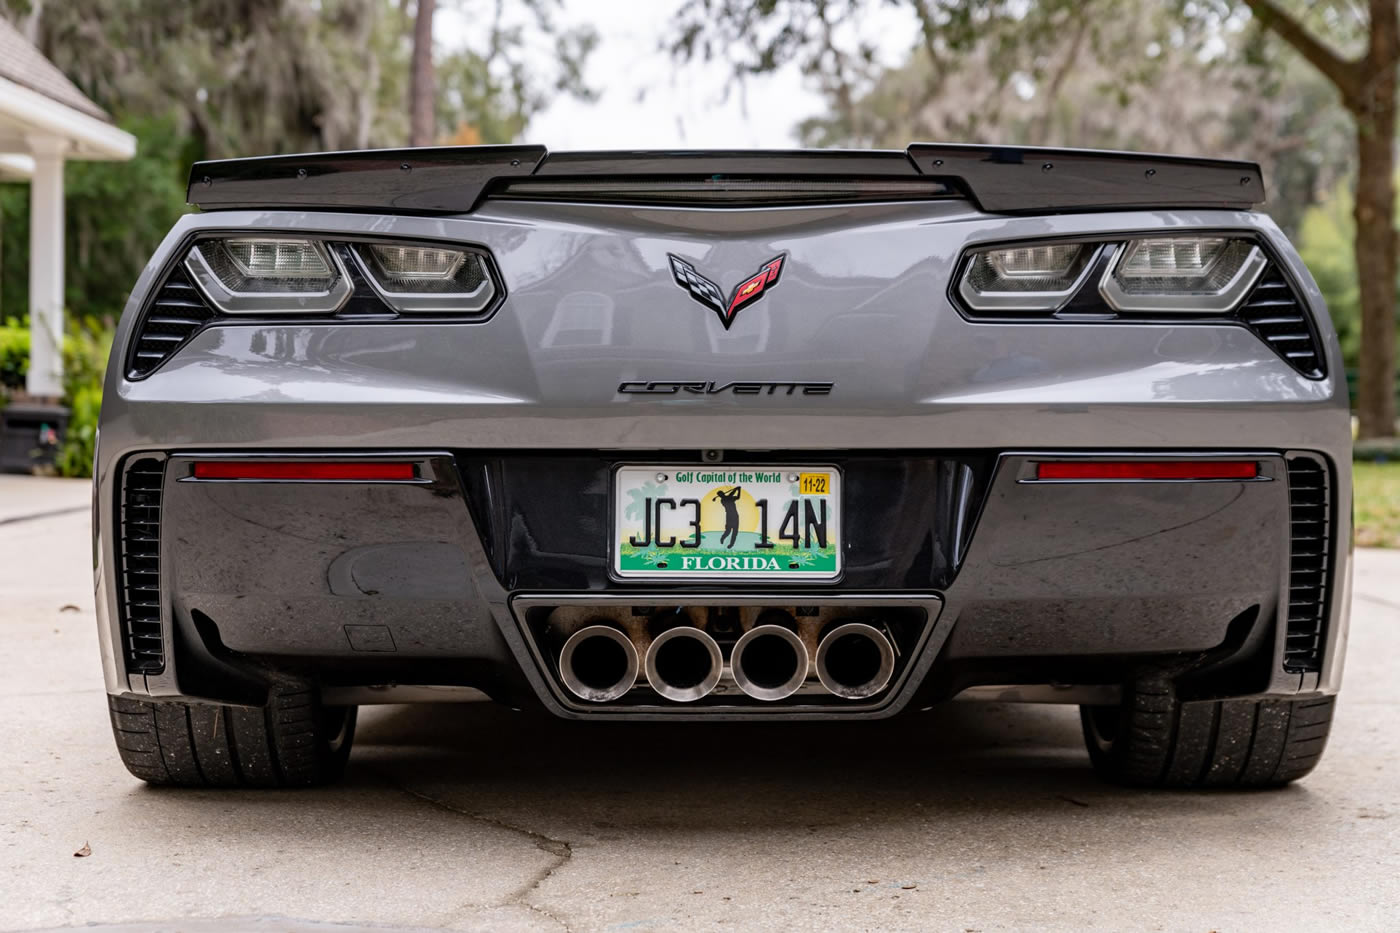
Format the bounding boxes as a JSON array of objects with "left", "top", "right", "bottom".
[{"left": 95, "top": 144, "right": 1351, "bottom": 789}]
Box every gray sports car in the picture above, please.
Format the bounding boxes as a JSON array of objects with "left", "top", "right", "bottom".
[{"left": 95, "top": 144, "right": 1350, "bottom": 789}]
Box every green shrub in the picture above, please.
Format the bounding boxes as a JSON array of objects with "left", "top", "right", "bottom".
[
  {"left": 0, "top": 321, "right": 27, "bottom": 391},
  {"left": 1296, "top": 179, "right": 1400, "bottom": 378},
  {"left": 1355, "top": 438, "right": 1400, "bottom": 462},
  {"left": 55, "top": 324, "right": 113, "bottom": 478},
  {"left": 57, "top": 381, "right": 101, "bottom": 477},
  {"left": 0, "top": 316, "right": 112, "bottom": 475}
]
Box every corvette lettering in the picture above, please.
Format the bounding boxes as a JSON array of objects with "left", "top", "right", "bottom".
[
  {"left": 668, "top": 253, "right": 786, "bottom": 329},
  {"left": 618, "top": 381, "right": 833, "bottom": 396}
]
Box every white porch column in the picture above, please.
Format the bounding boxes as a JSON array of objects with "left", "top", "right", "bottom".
[{"left": 26, "top": 135, "right": 68, "bottom": 398}]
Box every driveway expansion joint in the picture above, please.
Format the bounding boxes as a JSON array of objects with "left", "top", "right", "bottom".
[{"left": 369, "top": 769, "right": 576, "bottom": 932}]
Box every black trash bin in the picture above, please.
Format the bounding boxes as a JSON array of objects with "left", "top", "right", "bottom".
[{"left": 0, "top": 402, "right": 70, "bottom": 473}]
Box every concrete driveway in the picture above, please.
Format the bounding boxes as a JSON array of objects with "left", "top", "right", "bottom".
[{"left": 3, "top": 475, "right": 1397, "bottom": 932}]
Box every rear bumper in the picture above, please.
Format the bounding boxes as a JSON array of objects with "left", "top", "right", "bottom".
[{"left": 95, "top": 448, "right": 1350, "bottom": 719}]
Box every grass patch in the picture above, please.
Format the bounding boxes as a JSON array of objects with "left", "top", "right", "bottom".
[{"left": 1355, "top": 461, "right": 1400, "bottom": 548}]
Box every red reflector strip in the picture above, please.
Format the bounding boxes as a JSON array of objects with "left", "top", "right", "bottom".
[
  {"left": 1035, "top": 461, "right": 1258, "bottom": 481},
  {"left": 192, "top": 461, "right": 417, "bottom": 481}
]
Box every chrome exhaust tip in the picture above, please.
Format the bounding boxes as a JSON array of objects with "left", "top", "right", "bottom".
[
  {"left": 815, "top": 622, "right": 896, "bottom": 699},
  {"left": 559, "top": 625, "right": 639, "bottom": 702},
  {"left": 644, "top": 627, "right": 723, "bottom": 702},
  {"left": 731, "top": 624, "right": 809, "bottom": 701}
]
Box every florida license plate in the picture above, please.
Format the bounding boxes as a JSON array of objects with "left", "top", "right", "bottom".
[{"left": 613, "top": 465, "right": 841, "bottom": 580}]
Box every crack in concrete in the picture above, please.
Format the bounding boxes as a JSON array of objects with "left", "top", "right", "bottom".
[
  {"left": 368, "top": 768, "right": 575, "bottom": 933},
  {"left": 0, "top": 505, "right": 87, "bottom": 527},
  {"left": 2, "top": 687, "right": 104, "bottom": 700},
  {"left": 1357, "top": 592, "right": 1400, "bottom": 614}
]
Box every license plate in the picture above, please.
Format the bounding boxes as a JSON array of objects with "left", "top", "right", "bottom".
[{"left": 613, "top": 465, "right": 841, "bottom": 579}]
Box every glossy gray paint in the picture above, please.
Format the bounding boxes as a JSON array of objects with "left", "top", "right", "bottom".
[{"left": 93, "top": 197, "right": 1353, "bottom": 707}]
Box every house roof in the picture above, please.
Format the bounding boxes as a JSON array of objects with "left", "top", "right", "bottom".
[{"left": 0, "top": 17, "right": 110, "bottom": 122}]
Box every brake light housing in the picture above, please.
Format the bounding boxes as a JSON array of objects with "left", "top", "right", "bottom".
[
  {"left": 127, "top": 234, "right": 504, "bottom": 380},
  {"left": 191, "top": 460, "right": 419, "bottom": 481},
  {"left": 1034, "top": 460, "right": 1260, "bottom": 481},
  {"left": 951, "top": 232, "right": 1324, "bottom": 379}
]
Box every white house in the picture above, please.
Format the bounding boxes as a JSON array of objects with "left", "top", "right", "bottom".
[{"left": 0, "top": 18, "right": 135, "bottom": 397}]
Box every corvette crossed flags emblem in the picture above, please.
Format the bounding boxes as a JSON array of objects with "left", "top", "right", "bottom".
[{"left": 667, "top": 253, "right": 786, "bottom": 330}]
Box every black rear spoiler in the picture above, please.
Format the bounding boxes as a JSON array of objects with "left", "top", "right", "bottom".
[{"left": 186, "top": 143, "right": 1264, "bottom": 215}]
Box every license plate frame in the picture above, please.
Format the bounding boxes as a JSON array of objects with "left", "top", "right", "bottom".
[{"left": 612, "top": 464, "right": 842, "bottom": 581}]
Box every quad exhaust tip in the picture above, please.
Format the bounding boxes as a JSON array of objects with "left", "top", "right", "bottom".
[
  {"left": 644, "top": 627, "right": 723, "bottom": 702},
  {"left": 559, "top": 624, "right": 639, "bottom": 702},
  {"left": 731, "top": 621, "right": 810, "bottom": 702},
  {"left": 559, "top": 614, "right": 897, "bottom": 704},
  {"left": 815, "top": 622, "right": 896, "bottom": 700}
]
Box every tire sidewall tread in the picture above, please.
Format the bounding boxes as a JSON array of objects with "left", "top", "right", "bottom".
[
  {"left": 106, "top": 690, "right": 355, "bottom": 788},
  {"left": 1081, "top": 679, "right": 1336, "bottom": 789}
]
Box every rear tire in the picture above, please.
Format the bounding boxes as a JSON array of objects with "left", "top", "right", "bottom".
[
  {"left": 108, "top": 688, "right": 356, "bottom": 787},
  {"left": 1080, "top": 675, "right": 1334, "bottom": 788}
]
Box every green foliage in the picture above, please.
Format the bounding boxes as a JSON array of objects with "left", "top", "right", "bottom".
[
  {"left": 0, "top": 321, "right": 27, "bottom": 391},
  {"left": 434, "top": 0, "right": 598, "bottom": 144},
  {"left": 1296, "top": 179, "right": 1400, "bottom": 375},
  {"left": 1354, "top": 461, "right": 1400, "bottom": 548},
  {"left": 1355, "top": 439, "right": 1400, "bottom": 463},
  {"left": 0, "top": 319, "right": 111, "bottom": 476},
  {"left": 55, "top": 324, "right": 113, "bottom": 478},
  {"left": 0, "top": 0, "right": 599, "bottom": 474},
  {"left": 0, "top": 118, "right": 189, "bottom": 332},
  {"left": 4, "top": 0, "right": 596, "bottom": 158},
  {"left": 669, "top": 1, "right": 1358, "bottom": 240},
  {"left": 56, "top": 381, "right": 101, "bottom": 477},
  {"left": 1297, "top": 182, "right": 1362, "bottom": 369},
  {"left": 0, "top": 4, "right": 596, "bottom": 328}
]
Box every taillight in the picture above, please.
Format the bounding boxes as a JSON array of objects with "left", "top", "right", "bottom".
[
  {"left": 1035, "top": 460, "right": 1259, "bottom": 481},
  {"left": 348, "top": 242, "right": 495, "bottom": 313},
  {"left": 951, "top": 233, "right": 1322, "bottom": 378},
  {"left": 129, "top": 235, "right": 503, "bottom": 380},
  {"left": 1099, "top": 236, "right": 1266, "bottom": 313},
  {"left": 957, "top": 242, "right": 1099, "bottom": 312},
  {"left": 956, "top": 234, "right": 1265, "bottom": 315},
  {"left": 185, "top": 237, "right": 352, "bottom": 314},
  {"left": 191, "top": 460, "right": 418, "bottom": 481},
  {"left": 182, "top": 235, "right": 499, "bottom": 317}
]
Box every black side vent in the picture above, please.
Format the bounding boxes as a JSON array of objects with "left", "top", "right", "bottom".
[
  {"left": 1237, "top": 267, "right": 1325, "bottom": 379},
  {"left": 118, "top": 457, "right": 167, "bottom": 674},
  {"left": 1283, "top": 455, "right": 1331, "bottom": 673},
  {"left": 127, "top": 267, "right": 217, "bottom": 378}
]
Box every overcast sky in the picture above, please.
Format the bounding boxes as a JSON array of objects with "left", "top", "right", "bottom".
[{"left": 438, "top": 0, "right": 918, "bottom": 150}]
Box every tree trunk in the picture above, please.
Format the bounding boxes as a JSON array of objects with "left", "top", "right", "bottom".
[
  {"left": 1353, "top": 0, "right": 1398, "bottom": 440},
  {"left": 409, "top": 0, "right": 436, "bottom": 147}
]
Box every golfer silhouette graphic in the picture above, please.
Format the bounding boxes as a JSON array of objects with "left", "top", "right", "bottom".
[{"left": 712, "top": 486, "right": 743, "bottom": 549}]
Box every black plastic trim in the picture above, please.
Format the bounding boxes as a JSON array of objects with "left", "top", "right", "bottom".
[
  {"left": 188, "top": 144, "right": 1263, "bottom": 215},
  {"left": 490, "top": 175, "right": 955, "bottom": 208},
  {"left": 533, "top": 148, "right": 924, "bottom": 177},
  {"left": 1282, "top": 454, "right": 1333, "bottom": 673},
  {"left": 907, "top": 143, "right": 1263, "bottom": 212},
  {"left": 188, "top": 145, "right": 547, "bottom": 213},
  {"left": 116, "top": 455, "right": 168, "bottom": 675}
]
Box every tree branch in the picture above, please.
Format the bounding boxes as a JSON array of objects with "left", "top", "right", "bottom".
[
  {"left": 1029, "top": 9, "right": 1090, "bottom": 143},
  {"left": 1243, "top": 0, "right": 1365, "bottom": 104}
]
